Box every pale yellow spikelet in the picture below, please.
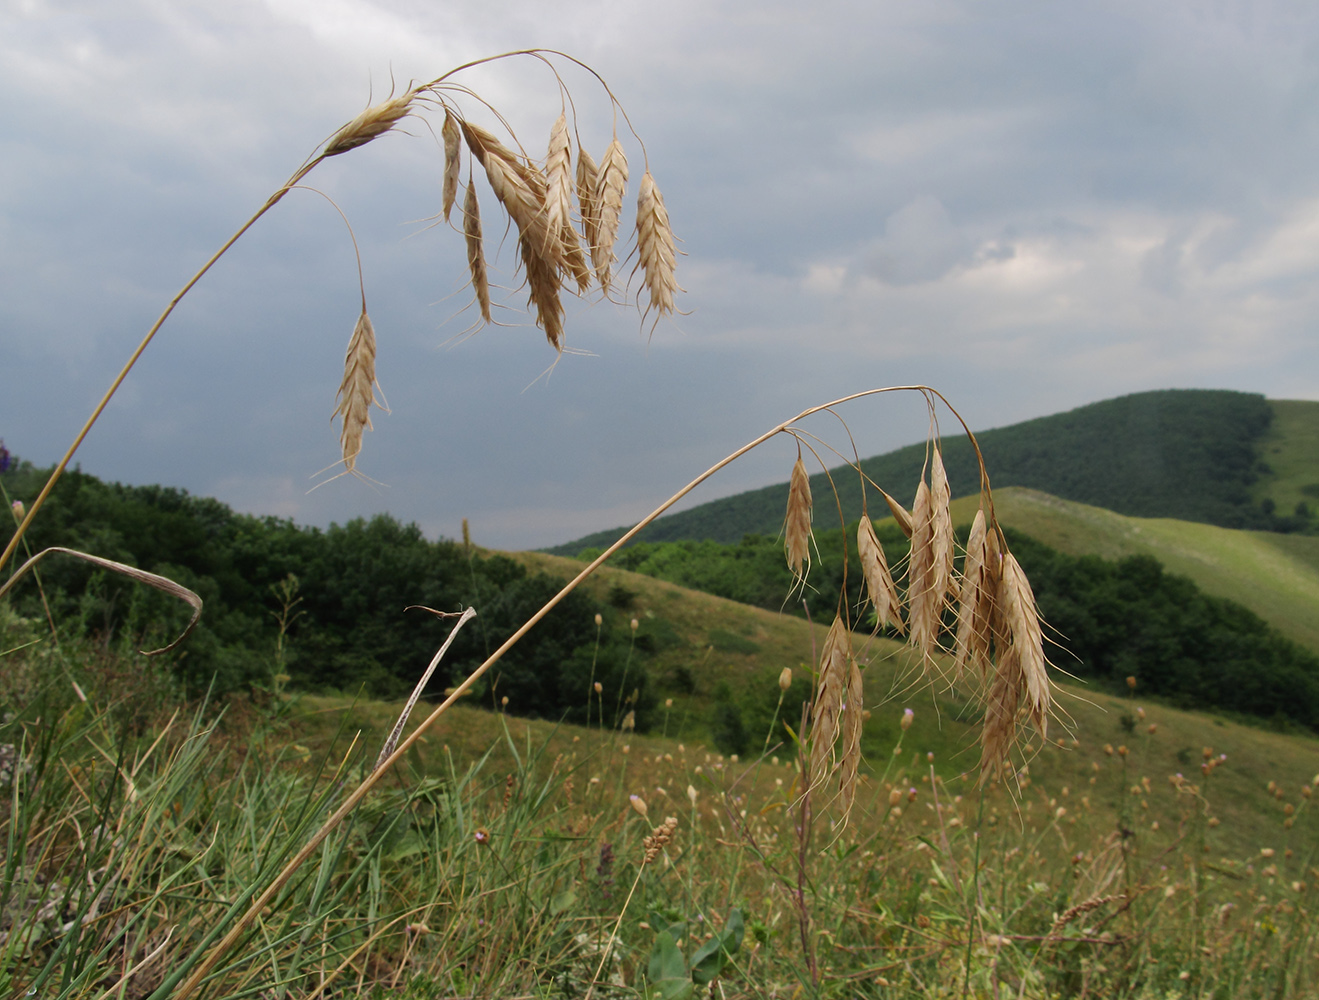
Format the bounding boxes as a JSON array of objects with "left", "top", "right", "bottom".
[
  {"left": 838, "top": 651, "right": 864, "bottom": 814},
  {"left": 544, "top": 114, "right": 573, "bottom": 249},
  {"left": 519, "top": 233, "right": 565, "bottom": 351},
  {"left": 930, "top": 449, "right": 955, "bottom": 605},
  {"left": 783, "top": 456, "right": 813, "bottom": 586},
  {"left": 463, "top": 179, "right": 491, "bottom": 325},
  {"left": 952, "top": 507, "right": 995, "bottom": 679},
  {"left": 593, "top": 138, "right": 628, "bottom": 289},
  {"left": 441, "top": 110, "right": 462, "bottom": 223},
  {"left": 858, "top": 515, "right": 904, "bottom": 634},
  {"left": 633, "top": 170, "right": 678, "bottom": 327},
  {"left": 808, "top": 615, "right": 850, "bottom": 789},
  {"left": 334, "top": 308, "right": 384, "bottom": 471},
  {"left": 881, "top": 489, "right": 914, "bottom": 538},
  {"left": 560, "top": 220, "right": 592, "bottom": 294},
  {"left": 907, "top": 479, "right": 939, "bottom": 662},
  {"left": 999, "top": 552, "right": 1049, "bottom": 732},
  {"left": 324, "top": 90, "right": 415, "bottom": 157},
  {"left": 461, "top": 121, "right": 547, "bottom": 198},
  {"left": 980, "top": 645, "right": 1022, "bottom": 783},
  {"left": 481, "top": 152, "right": 555, "bottom": 264},
  {"left": 576, "top": 147, "right": 601, "bottom": 253}
]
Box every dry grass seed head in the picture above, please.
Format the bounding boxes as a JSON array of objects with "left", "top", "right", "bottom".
[
  {"left": 882, "top": 489, "right": 914, "bottom": 538},
  {"left": 633, "top": 170, "right": 678, "bottom": 326},
  {"left": 784, "top": 456, "right": 813, "bottom": 585},
  {"left": 930, "top": 448, "right": 956, "bottom": 604},
  {"left": 952, "top": 507, "right": 996, "bottom": 680},
  {"left": 560, "top": 220, "right": 592, "bottom": 294},
  {"left": 857, "top": 515, "right": 904, "bottom": 635},
  {"left": 334, "top": 308, "right": 384, "bottom": 471},
  {"left": 808, "top": 615, "right": 850, "bottom": 791},
  {"left": 593, "top": 138, "right": 628, "bottom": 289},
  {"left": 519, "top": 232, "right": 565, "bottom": 351},
  {"left": 838, "top": 651, "right": 864, "bottom": 816},
  {"left": 441, "top": 110, "right": 462, "bottom": 223},
  {"left": 980, "top": 644, "right": 1022, "bottom": 784},
  {"left": 463, "top": 179, "right": 491, "bottom": 325},
  {"left": 999, "top": 551, "right": 1049, "bottom": 732},
  {"left": 907, "top": 479, "right": 940, "bottom": 664},
  {"left": 575, "top": 147, "right": 601, "bottom": 252},
  {"left": 324, "top": 91, "right": 415, "bottom": 157},
  {"left": 544, "top": 114, "right": 573, "bottom": 247},
  {"left": 481, "top": 152, "right": 556, "bottom": 266}
]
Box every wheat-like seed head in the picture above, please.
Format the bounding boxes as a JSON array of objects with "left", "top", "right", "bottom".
[
  {"left": 999, "top": 552, "right": 1049, "bottom": 732},
  {"left": 544, "top": 114, "right": 573, "bottom": 251},
  {"left": 441, "top": 110, "right": 462, "bottom": 223},
  {"left": 334, "top": 308, "right": 384, "bottom": 471},
  {"left": 560, "top": 220, "right": 592, "bottom": 294},
  {"left": 930, "top": 448, "right": 955, "bottom": 606},
  {"left": 838, "top": 650, "right": 864, "bottom": 815},
  {"left": 519, "top": 232, "right": 565, "bottom": 351},
  {"left": 633, "top": 170, "right": 678, "bottom": 327},
  {"left": 808, "top": 614, "right": 850, "bottom": 791},
  {"left": 460, "top": 121, "right": 547, "bottom": 198},
  {"left": 324, "top": 91, "right": 416, "bottom": 157},
  {"left": 952, "top": 507, "right": 995, "bottom": 680},
  {"left": 858, "top": 515, "right": 904, "bottom": 634},
  {"left": 980, "top": 645, "right": 1022, "bottom": 783},
  {"left": 881, "top": 488, "right": 914, "bottom": 538},
  {"left": 784, "top": 456, "right": 813, "bottom": 585},
  {"left": 463, "top": 179, "right": 491, "bottom": 325},
  {"left": 593, "top": 138, "right": 628, "bottom": 289},
  {"left": 481, "top": 152, "right": 555, "bottom": 266},
  {"left": 907, "top": 479, "right": 940, "bottom": 663},
  {"left": 575, "top": 147, "right": 601, "bottom": 255}
]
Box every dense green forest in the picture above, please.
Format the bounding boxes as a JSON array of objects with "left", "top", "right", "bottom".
[
  {"left": 0, "top": 459, "right": 656, "bottom": 728},
  {"left": 580, "top": 524, "right": 1319, "bottom": 733},
  {"left": 549, "top": 389, "right": 1314, "bottom": 555}
]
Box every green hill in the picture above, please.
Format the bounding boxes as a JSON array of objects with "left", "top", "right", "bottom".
[{"left": 547, "top": 390, "right": 1318, "bottom": 555}]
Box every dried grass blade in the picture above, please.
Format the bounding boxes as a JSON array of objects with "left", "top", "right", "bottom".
[
  {"left": 463, "top": 179, "right": 491, "bottom": 325},
  {"left": 441, "top": 110, "right": 462, "bottom": 223},
  {"left": 858, "top": 515, "right": 904, "bottom": 634},
  {"left": 593, "top": 137, "right": 628, "bottom": 289}
]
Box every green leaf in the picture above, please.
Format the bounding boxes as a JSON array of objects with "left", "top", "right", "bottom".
[
  {"left": 648, "top": 930, "right": 690, "bottom": 985},
  {"left": 550, "top": 889, "right": 577, "bottom": 916},
  {"left": 691, "top": 908, "right": 743, "bottom": 984}
]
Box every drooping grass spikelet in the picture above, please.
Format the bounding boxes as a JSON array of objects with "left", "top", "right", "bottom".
[
  {"left": 808, "top": 614, "right": 850, "bottom": 791},
  {"left": 560, "top": 220, "right": 592, "bottom": 294},
  {"left": 441, "top": 110, "right": 462, "bottom": 223},
  {"left": 593, "top": 138, "right": 628, "bottom": 289},
  {"left": 907, "top": 479, "right": 939, "bottom": 662},
  {"left": 544, "top": 114, "right": 573, "bottom": 252},
  {"left": 324, "top": 90, "right": 416, "bottom": 157},
  {"left": 519, "top": 232, "right": 565, "bottom": 351},
  {"left": 838, "top": 650, "right": 864, "bottom": 814},
  {"left": 858, "top": 515, "right": 904, "bottom": 634},
  {"left": 999, "top": 551, "right": 1049, "bottom": 732},
  {"left": 952, "top": 507, "right": 996, "bottom": 680},
  {"left": 930, "top": 448, "right": 955, "bottom": 605},
  {"left": 980, "top": 645, "right": 1022, "bottom": 783},
  {"left": 334, "top": 308, "right": 384, "bottom": 471},
  {"left": 463, "top": 179, "right": 491, "bottom": 325},
  {"left": 784, "top": 456, "right": 813, "bottom": 587},
  {"left": 633, "top": 170, "right": 678, "bottom": 327},
  {"left": 481, "top": 152, "right": 555, "bottom": 265},
  {"left": 881, "top": 488, "right": 913, "bottom": 538},
  {"left": 576, "top": 147, "right": 601, "bottom": 253}
]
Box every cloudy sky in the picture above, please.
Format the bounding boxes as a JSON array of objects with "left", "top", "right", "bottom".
[{"left": 3, "top": 0, "right": 1318, "bottom": 551}]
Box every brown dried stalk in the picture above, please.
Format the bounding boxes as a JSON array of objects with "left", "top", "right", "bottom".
[
  {"left": 334, "top": 307, "right": 385, "bottom": 472},
  {"left": 441, "top": 110, "right": 462, "bottom": 223},
  {"left": 784, "top": 455, "right": 813, "bottom": 586},
  {"left": 858, "top": 514, "right": 904, "bottom": 634},
  {"left": 463, "top": 180, "right": 492, "bottom": 325},
  {"left": 633, "top": 169, "right": 678, "bottom": 327},
  {"left": 593, "top": 137, "right": 628, "bottom": 289}
]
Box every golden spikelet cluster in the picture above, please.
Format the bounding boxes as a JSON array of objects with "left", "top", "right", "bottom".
[
  {"left": 633, "top": 170, "right": 679, "bottom": 328},
  {"left": 806, "top": 615, "right": 864, "bottom": 814},
  {"left": 642, "top": 815, "right": 679, "bottom": 865},
  {"left": 857, "top": 515, "right": 903, "bottom": 634},
  {"left": 334, "top": 308, "right": 385, "bottom": 473},
  {"left": 783, "top": 455, "right": 813, "bottom": 587},
  {"left": 324, "top": 90, "right": 417, "bottom": 157}
]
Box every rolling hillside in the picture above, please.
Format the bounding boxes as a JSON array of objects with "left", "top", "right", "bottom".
[{"left": 547, "top": 389, "right": 1318, "bottom": 555}]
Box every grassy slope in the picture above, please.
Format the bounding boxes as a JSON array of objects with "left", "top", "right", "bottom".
[
  {"left": 1257, "top": 398, "right": 1319, "bottom": 515},
  {"left": 295, "top": 553, "right": 1319, "bottom": 862},
  {"left": 951, "top": 487, "right": 1319, "bottom": 653}
]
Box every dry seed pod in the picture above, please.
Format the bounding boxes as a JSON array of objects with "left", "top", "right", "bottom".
[
  {"left": 576, "top": 147, "right": 601, "bottom": 252},
  {"left": 634, "top": 170, "right": 678, "bottom": 325},
  {"left": 463, "top": 180, "right": 491, "bottom": 325},
  {"left": 560, "top": 220, "right": 592, "bottom": 294},
  {"left": 593, "top": 138, "right": 628, "bottom": 289},
  {"left": 907, "top": 479, "right": 939, "bottom": 660},
  {"left": 324, "top": 91, "right": 415, "bottom": 157},
  {"left": 784, "top": 456, "right": 813, "bottom": 584},
  {"left": 881, "top": 489, "right": 913, "bottom": 538},
  {"left": 809, "top": 615, "right": 850, "bottom": 789},
  {"left": 481, "top": 153, "right": 556, "bottom": 265},
  {"left": 999, "top": 552, "right": 1049, "bottom": 732},
  {"left": 461, "top": 120, "right": 546, "bottom": 198},
  {"left": 858, "top": 515, "right": 904, "bottom": 634},
  {"left": 838, "top": 651, "right": 864, "bottom": 814},
  {"left": 952, "top": 507, "right": 995, "bottom": 679},
  {"left": 980, "top": 645, "right": 1022, "bottom": 782},
  {"left": 930, "top": 449, "right": 955, "bottom": 605},
  {"left": 441, "top": 110, "right": 462, "bottom": 223},
  {"left": 334, "top": 308, "right": 384, "bottom": 471}
]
